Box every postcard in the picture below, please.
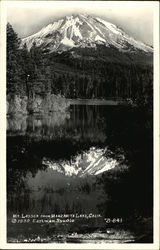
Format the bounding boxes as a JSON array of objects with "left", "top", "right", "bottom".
[{"left": 0, "top": 1, "right": 159, "bottom": 249}]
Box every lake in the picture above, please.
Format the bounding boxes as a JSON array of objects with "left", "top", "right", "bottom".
[{"left": 7, "top": 104, "right": 153, "bottom": 243}]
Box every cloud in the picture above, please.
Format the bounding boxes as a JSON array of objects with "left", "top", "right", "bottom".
[{"left": 7, "top": 1, "right": 153, "bottom": 45}]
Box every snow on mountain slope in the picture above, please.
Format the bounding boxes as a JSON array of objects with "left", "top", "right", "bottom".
[
  {"left": 22, "top": 14, "right": 153, "bottom": 53},
  {"left": 42, "top": 147, "right": 126, "bottom": 177}
]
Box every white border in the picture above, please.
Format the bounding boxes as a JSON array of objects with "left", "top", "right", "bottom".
[{"left": 0, "top": 1, "right": 159, "bottom": 249}]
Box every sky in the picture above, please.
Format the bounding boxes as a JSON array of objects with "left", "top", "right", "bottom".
[{"left": 7, "top": 1, "right": 154, "bottom": 46}]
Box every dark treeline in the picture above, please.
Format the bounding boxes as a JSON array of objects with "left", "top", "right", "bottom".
[{"left": 7, "top": 23, "right": 153, "bottom": 108}]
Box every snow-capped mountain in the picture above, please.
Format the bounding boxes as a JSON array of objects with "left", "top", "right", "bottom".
[
  {"left": 22, "top": 14, "right": 153, "bottom": 53},
  {"left": 42, "top": 147, "right": 126, "bottom": 177}
]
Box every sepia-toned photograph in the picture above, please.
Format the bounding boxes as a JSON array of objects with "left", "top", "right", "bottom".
[{"left": 0, "top": 0, "right": 159, "bottom": 248}]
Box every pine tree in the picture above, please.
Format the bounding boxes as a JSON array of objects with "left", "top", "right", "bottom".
[
  {"left": 7, "top": 23, "right": 22, "bottom": 94},
  {"left": 19, "top": 43, "right": 32, "bottom": 97}
]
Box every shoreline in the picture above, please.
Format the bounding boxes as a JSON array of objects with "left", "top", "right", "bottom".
[
  {"left": 7, "top": 95, "right": 138, "bottom": 116},
  {"left": 68, "top": 98, "right": 132, "bottom": 106}
]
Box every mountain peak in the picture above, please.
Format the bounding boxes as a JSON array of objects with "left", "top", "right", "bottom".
[{"left": 22, "top": 14, "right": 153, "bottom": 53}]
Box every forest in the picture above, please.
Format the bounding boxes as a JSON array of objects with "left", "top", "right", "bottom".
[{"left": 7, "top": 23, "right": 153, "bottom": 109}]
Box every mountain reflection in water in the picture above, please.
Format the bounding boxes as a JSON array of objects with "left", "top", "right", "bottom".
[
  {"left": 7, "top": 105, "right": 153, "bottom": 243},
  {"left": 42, "top": 147, "right": 125, "bottom": 177}
]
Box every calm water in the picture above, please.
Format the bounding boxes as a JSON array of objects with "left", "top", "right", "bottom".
[{"left": 7, "top": 105, "right": 153, "bottom": 243}]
